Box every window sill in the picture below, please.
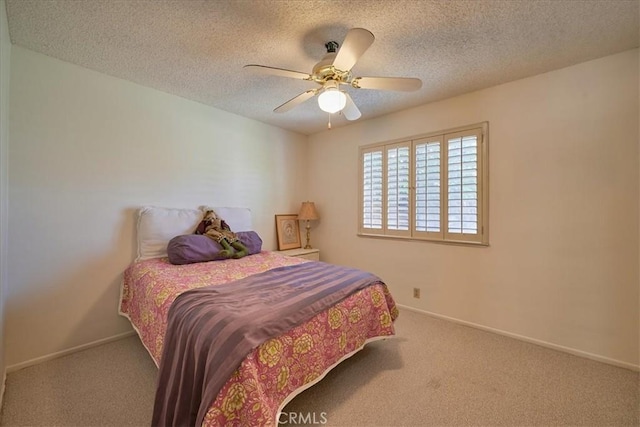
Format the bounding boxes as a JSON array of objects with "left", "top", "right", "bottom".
[{"left": 357, "top": 232, "right": 489, "bottom": 247}]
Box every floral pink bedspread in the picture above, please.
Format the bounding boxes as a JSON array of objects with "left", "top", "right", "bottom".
[{"left": 120, "top": 251, "right": 398, "bottom": 426}]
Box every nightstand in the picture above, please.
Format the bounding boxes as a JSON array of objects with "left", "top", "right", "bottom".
[{"left": 277, "top": 248, "right": 320, "bottom": 261}]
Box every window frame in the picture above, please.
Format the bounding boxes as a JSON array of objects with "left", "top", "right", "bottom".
[{"left": 358, "top": 122, "right": 489, "bottom": 246}]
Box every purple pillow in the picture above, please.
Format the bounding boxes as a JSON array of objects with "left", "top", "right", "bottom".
[
  {"left": 236, "top": 231, "right": 263, "bottom": 255},
  {"left": 167, "top": 232, "right": 262, "bottom": 265}
]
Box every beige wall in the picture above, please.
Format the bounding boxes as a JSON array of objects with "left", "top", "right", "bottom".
[
  {"left": 6, "top": 46, "right": 308, "bottom": 367},
  {"left": 5, "top": 42, "right": 638, "bottom": 370},
  {"left": 0, "top": 0, "right": 10, "bottom": 395},
  {"left": 308, "top": 49, "right": 640, "bottom": 367}
]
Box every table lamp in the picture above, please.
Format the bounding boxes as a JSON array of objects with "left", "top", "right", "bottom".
[{"left": 298, "top": 202, "right": 319, "bottom": 249}]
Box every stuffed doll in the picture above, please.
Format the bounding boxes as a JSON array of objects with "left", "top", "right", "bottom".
[{"left": 195, "top": 209, "right": 248, "bottom": 259}]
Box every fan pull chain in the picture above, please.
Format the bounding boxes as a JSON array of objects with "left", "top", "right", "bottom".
[{"left": 327, "top": 113, "right": 332, "bottom": 130}]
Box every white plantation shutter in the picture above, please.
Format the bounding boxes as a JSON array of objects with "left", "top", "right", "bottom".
[
  {"left": 414, "top": 136, "right": 443, "bottom": 238},
  {"left": 444, "top": 128, "right": 483, "bottom": 243},
  {"left": 361, "top": 148, "right": 383, "bottom": 231},
  {"left": 386, "top": 143, "right": 410, "bottom": 235},
  {"left": 359, "top": 123, "right": 487, "bottom": 245}
]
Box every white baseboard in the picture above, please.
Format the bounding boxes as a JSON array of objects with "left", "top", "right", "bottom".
[
  {"left": 397, "top": 304, "right": 640, "bottom": 372},
  {"left": 4, "top": 308, "right": 638, "bottom": 374},
  {"left": 0, "top": 368, "right": 6, "bottom": 409},
  {"left": 6, "top": 330, "right": 136, "bottom": 373}
]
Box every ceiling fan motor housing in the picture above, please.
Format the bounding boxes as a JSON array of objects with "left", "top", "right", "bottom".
[{"left": 311, "top": 42, "right": 352, "bottom": 85}]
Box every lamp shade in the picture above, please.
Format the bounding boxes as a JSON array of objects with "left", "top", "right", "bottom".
[{"left": 298, "top": 202, "right": 319, "bottom": 221}]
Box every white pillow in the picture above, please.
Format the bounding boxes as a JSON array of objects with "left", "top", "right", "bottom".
[
  {"left": 136, "top": 206, "right": 254, "bottom": 261},
  {"left": 136, "top": 206, "right": 202, "bottom": 261}
]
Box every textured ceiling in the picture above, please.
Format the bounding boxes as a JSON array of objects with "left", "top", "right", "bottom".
[{"left": 5, "top": 0, "right": 639, "bottom": 135}]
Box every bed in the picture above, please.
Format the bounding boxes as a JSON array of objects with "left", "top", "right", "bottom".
[{"left": 119, "top": 206, "right": 399, "bottom": 426}]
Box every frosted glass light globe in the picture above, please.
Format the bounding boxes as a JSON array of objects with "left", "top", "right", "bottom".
[{"left": 318, "top": 86, "right": 346, "bottom": 114}]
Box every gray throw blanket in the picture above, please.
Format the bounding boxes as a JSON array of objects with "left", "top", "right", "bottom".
[{"left": 152, "top": 261, "right": 383, "bottom": 427}]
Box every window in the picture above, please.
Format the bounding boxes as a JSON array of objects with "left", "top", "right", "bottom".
[{"left": 358, "top": 123, "right": 488, "bottom": 245}]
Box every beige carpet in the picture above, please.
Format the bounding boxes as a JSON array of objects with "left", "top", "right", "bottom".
[{"left": 1, "top": 309, "right": 638, "bottom": 426}]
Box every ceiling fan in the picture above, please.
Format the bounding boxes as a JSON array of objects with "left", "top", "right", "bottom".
[{"left": 244, "top": 28, "right": 422, "bottom": 123}]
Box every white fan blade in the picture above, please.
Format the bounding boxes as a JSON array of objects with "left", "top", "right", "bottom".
[
  {"left": 244, "top": 64, "right": 311, "bottom": 80},
  {"left": 332, "top": 28, "right": 375, "bottom": 71},
  {"left": 353, "top": 77, "right": 422, "bottom": 91},
  {"left": 342, "top": 92, "right": 361, "bottom": 121},
  {"left": 274, "top": 90, "right": 317, "bottom": 113}
]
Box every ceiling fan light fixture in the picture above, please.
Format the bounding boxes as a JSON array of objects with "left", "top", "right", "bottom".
[{"left": 318, "top": 81, "right": 346, "bottom": 114}]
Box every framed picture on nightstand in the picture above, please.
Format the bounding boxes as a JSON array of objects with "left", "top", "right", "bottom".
[{"left": 275, "top": 214, "right": 301, "bottom": 250}]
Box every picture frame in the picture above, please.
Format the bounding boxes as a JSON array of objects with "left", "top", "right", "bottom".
[{"left": 275, "top": 214, "right": 301, "bottom": 250}]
